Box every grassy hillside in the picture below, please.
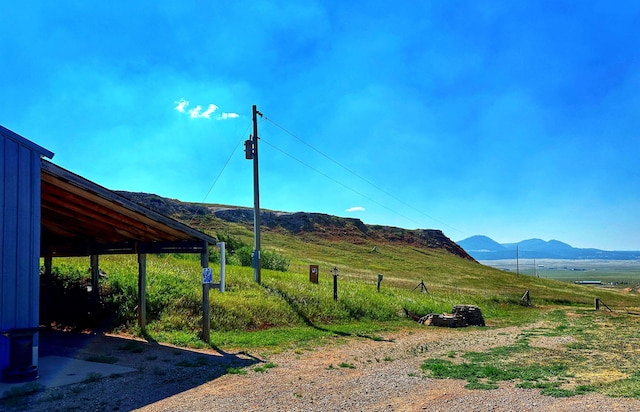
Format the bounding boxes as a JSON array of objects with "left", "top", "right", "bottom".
[
  {"left": 44, "top": 214, "right": 640, "bottom": 348},
  {"left": 40, "top": 201, "right": 640, "bottom": 399}
]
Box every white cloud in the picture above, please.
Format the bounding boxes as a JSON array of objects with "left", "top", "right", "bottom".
[
  {"left": 174, "top": 98, "right": 189, "bottom": 112},
  {"left": 175, "top": 98, "right": 238, "bottom": 120},
  {"left": 189, "top": 105, "right": 203, "bottom": 118},
  {"left": 216, "top": 112, "right": 239, "bottom": 120},
  {"left": 346, "top": 206, "right": 365, "bottom": 212},
  {"left": 201, "top": 104, "right": 219, "bottom": 118}
]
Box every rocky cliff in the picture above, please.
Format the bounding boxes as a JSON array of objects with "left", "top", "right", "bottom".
[{"left": 117, "top": 191, "right": 475, "bottom": 261}]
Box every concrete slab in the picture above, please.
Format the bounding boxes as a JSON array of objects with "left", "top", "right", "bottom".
[{"left": 0, "top": 356, "right": 136, "bottom": 395}]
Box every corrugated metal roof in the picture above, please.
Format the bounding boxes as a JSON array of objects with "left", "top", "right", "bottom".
[{"left": 40, "top": 160, "right": 216, "bottom": 256}]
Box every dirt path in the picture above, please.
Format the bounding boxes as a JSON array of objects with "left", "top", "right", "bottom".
[
  {"left": 136, "top": 325, "right": 640, "bottom": 412},
  {"left": 6, "top": 325, "right": 640, "bottom": 411}
]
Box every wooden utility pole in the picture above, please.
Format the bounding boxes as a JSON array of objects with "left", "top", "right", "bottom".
[{"left": 250, "top": 105, "right": 262, "bottom": 283}]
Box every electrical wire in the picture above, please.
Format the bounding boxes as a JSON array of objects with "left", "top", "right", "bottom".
[
  {"left": 261, "top": 115, "right": 465, "bottom": 234},
  {"left": 184, "top": 121, "right": 252, "bottom": 228},
  {"left": 259, "top": 137, "right": 423, "bottom": 228}
]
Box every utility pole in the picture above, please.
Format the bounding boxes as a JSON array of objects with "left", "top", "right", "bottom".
[{"left": 245, "top": 105, "right": 262, "bottom": 283}]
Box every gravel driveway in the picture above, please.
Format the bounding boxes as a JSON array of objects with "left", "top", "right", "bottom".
[{"left": 4, "top": 325, "right": 640, "bottom": 411}]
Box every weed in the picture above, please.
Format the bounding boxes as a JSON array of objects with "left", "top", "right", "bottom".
[
  {"left": 40, "top": 390, "right": 65, "bottom": 402},
  {"left": 86, "top": 355, "right": 118, "bottom": 364},
  {"left": 227, "top": 367, "right": 248, "bottom": 375},
  {"left": 253, "top": 362, "right": 277, "bottom": 373},
  {"left": 338, "top": 362, "right": 355, "bottom": 369},
  {"left": 176, "top": 357, "right": 208, "bottom": 368},
  {"left": 0, "top": 382, "right": 45, "bottom": 407},
  {"left": 118, "top": 341, "right": 145, "bottom": 353},
  {"left": 81, "top": 372, "right": 104, "bottom": 383}
]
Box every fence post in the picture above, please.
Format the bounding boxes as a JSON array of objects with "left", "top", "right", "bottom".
[{"left": 332, "top": 266, "right": 339, "bottom": 301}]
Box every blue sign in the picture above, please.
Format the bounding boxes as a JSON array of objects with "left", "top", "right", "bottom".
[{"left": 202, "top": 267, "right": 213, "bottom": 284}]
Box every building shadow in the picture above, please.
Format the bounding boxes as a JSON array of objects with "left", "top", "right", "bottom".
[{"left": 12, "top": 329, "right": 263, "bottom": 410}]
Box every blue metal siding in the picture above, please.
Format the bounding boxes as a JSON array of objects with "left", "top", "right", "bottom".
[
  {"left": 1, "top": 138, "right": 19, "bottom": 330},
  {"left": 0, "top": 134, "right": 45, "bottom": 372}
]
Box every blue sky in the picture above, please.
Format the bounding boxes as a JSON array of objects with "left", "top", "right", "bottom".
[{"left": 2, "top": 1, "right": 639, "bottom": 250}]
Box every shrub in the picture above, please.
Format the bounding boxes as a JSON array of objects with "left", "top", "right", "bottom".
[
  {"left": 215, "top": 232, "right": 248, "bottom": 255},
  {"left": 236, "top": 246, "right": 254, "bottom": 267},
  {"left": 235, "top": 247, "right": 289, "bottom": 272},
  {"left": 261, "top": 250, "right": 290, "bottom": 272}
]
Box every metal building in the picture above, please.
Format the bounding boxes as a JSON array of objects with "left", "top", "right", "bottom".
[
  {"left": 0, "top": 125, "right": 54, "bottom": 381},
  {"left": 1, "top": 125, "right": 219, "bottom": 383}
]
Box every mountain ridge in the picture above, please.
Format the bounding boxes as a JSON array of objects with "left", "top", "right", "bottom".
[
  {"left": 458, "top": 235, "right": 640, "bottom": 260},
  {"left": 116, "top": 191, "right": 476, "bottom": 261}
]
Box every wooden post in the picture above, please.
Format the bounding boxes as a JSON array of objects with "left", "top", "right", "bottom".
[
  {"left": 202, "top": 244, "right": 211, "bottom": 344},
  {"left": 332, "top": 266, "right": 339, "bottom": 301},
  {"left": 137, "top": 253, "right": 146, "bottom": 330},
  {"left": 377, "top": 274, "right": 383, "bottom": 293},
  {"left": 252, "top": 104, "right": 262, "bottom": 284},
  {"left": 310, "top": 265, "right": 319, "bottom": 284},
  {"left": 90, "top": 254, "right": 99, "bottom": 303},
  {"left": 43, "top": 255, "right": 53, "bottom": 327},
  {"left": 595, "top": 297, "right": 600, "bottom": 311},
  {"left": 202, "top": 283, "right": 210, "bottom": 343},
  {"left": 44, "top": 255, "right": 52, "bottom": 279}
]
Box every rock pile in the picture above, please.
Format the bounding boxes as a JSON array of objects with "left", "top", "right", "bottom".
[{"left": 412, "top": 304, "right": 485, "bottom": 328}]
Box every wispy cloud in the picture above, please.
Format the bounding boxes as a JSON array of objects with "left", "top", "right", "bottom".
[
  {"left": 346, "top": 206, "right": 365, "bottom": 212},
  {"left": 174, "top": 98, "right": 238, "bottom": 120},
  {"left": 201, "top": 104, "right": 219, "bottom": 118},
  {"left": 217, "top": 112, "right": 240, "bottom": 120},
  {"left": 189, "top": 105, "right": 203, "bottom": 118},
  {"left": 174, "top": 98, "right": 189, "bottom": 113}
]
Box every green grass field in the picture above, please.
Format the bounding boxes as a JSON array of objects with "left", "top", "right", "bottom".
[{"left": 40, "top": 220, "right": 640, "bottom": 398}]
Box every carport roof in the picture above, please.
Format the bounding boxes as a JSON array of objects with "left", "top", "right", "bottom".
[{"left": 40, "top": 159, "right": 216, "bottom": 257}]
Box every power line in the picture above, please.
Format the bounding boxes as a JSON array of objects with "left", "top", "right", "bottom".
[
  {"left": 261, "top": 115, "right": 465, "bottom": 235},
  {"left": 259, "top": 137, "right": 424, "bottom": 228},
  {"left": 185, "top": 121, "right": 252, "bottom": 228}
]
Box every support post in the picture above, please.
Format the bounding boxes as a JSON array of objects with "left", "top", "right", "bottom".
[
  {"left": 137, "top": 253, "right": 147, "bottom": 331},
  {"left": 202, "top": 243, "right": 211, "bottom": 344},
  {"left": 90, "top": 254, "right": 99, "bottom": 303},
  {"left": 43, "top": 255, "right": 53, "bottom": 327},
  {"left": 44, "top": 255, "right": 52, "bottom": 279},
  {"left": 377, "top": 274, "right": 383, "bottom": 293}
]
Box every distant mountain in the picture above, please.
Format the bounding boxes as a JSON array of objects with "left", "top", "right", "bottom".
[
  {"left": 458, "top": 236, "right": 640, "bottom": 260},
  {"left": 458, "top": 235, "right": 506, "bottom": 253}
]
